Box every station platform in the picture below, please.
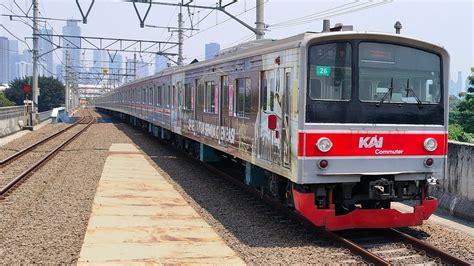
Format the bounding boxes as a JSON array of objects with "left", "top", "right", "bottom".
[{"left": 78, "top": 143, "right": 244, "bottom": 265}]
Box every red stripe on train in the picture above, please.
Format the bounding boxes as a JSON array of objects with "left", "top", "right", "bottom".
[{"left": 298, "top": 132, "right": 447, "bottom": 157}]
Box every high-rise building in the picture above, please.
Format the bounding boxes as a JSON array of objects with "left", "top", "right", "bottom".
[
  {"left": 62, "top": 20, "right": 81, "bottom": 75},
  {"left": 155, "top": 55, "right": 168, "bottom": 73},
  {"left": 93, "top": 50, "right": 108, "bottom": 72},
  {"left": 56, "top": 64, "right": 64, "bottom": 82},
  {"left": 109, "top": 53, "right": 122, "bottom": 86},
  {"left": 205, "top": 42, "right": 220, "bottom": 60},
  {"left": 0, "top": 37, "right": 9, "bottom": 84},
  {"left": 39, "top": 28, "right": 54, "bottom": 77},
  {"left": 137, "top": 59, "right": 149, "bottom": 79},
  {"left": 457, "top": 71, "right": 463, "bottom": 94},
  {"left": 16, "top": 61, "right": 32, "bottom": 77},
  {"left": 125, "top": 58, "right": 133, "bottom": 83},
  {"left": 8, "top": 40, "right": 19, "bottom": 81}
]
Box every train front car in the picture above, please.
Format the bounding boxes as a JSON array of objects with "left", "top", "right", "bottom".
[{"left": 294, "top": 33, "right": 448, "bottom": 231}]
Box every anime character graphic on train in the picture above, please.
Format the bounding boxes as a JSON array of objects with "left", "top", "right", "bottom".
[{"left": 97, "top": 22, "right": 449, "bottom": 231}]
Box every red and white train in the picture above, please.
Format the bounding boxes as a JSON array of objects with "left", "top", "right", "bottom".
[{"left": 96, "top": 24, "right": 448, "bottom": 231}]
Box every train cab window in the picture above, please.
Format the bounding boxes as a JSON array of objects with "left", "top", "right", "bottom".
[
  {"left": 236, "top": 78, "right": 251, "bottom": 117},
  {"left": 358, "top": 42, "right": 441, "bottom": 104},
  {"left": 184, "top": 83, "right": 192, "bottom": 110},
  {"left": 204, "top": 81, "right": 216, "bottom": 113},
  {"left": 308, "top": 42, "right": 352, "bottom": 101}
]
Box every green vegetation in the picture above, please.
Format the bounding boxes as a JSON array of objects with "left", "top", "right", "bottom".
[
  {"left": 5, "top": 76, "right": 65, "bottom": 112},
  {"left": 449, "top": 67, "right": 474, "bottom": 143},
  {"left": 0, "top": 92, "right": 14, "bottom": 107}
]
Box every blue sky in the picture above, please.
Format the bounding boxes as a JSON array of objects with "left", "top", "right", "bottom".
[{"left": 1, "top": 0, "right": 473, "bottom": 81}]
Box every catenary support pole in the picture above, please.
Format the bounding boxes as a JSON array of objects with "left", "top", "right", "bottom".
[
  {"left": 255, "top": 0, "right": 265, "bottom": 40},
  {"left": 177, "top": 3, "right": 184, "bottom": 66},
  {"left": 32, "top": 0, "right": 39, "bottom": 124}
]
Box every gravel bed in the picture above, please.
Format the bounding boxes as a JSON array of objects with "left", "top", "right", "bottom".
[
  {"left": 399, "top": 222, "right": 474, "bottom": 262},
  {"left": 0, "top": 123, "right": 68, "bottom": 159},
  {"left": 0, "top": 114, "right": 131, "bottom": 264}
]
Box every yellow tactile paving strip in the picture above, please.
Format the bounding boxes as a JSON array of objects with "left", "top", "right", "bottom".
[{"left": 78, "top": 143, "right": 244, "bottom": 265}]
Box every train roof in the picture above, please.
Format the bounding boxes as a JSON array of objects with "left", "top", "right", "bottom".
[{"left": 117, "top": 30, "right": 448, "bottom": 88}]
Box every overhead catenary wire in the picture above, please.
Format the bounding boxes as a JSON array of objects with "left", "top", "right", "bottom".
[{"left": 269, "top": 0, "right": 393, "bottom": 29}]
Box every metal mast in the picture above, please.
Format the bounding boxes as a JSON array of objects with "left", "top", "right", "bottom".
[
  {"left": 32, "top": 0, "right": 40, "bottom": 123},
  {"left": 177, "top": 2, "right": 184, "bottom": 66},
  {"left": 65, "top": 50, "right": 70, "bottom": 112},
  {"left": 255, "top": 0, "right": 265, "bottom": 40}
]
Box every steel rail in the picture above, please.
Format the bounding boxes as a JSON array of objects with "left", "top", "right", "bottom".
[
  {"left": 0, "top": 116, "right": 86, "bottom": 166},
  {"left": 0, "top": 113, "right": 94, "bottom": 197},
  {"left": 388, "top": 228, "right": 470, "bottom": 266}
]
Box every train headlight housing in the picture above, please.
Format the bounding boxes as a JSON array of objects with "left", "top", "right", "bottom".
[
  {"left": 316, "top": 137, "right": 333, "bottom": 153},
  {"left": 424, "top": 138, "right": 437, "bottom": 152}
]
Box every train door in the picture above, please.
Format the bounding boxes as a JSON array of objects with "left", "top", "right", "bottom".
[
  {"left": 219, "top": 75, "right": 230, "bottom": 145},
  {"left": 258, "top": 69, "right": 282, "bottom": 165},
  {"left": 281, "top": 68, "right": 291, "bottom": 168}
]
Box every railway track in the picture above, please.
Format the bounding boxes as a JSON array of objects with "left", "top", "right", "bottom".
[
  {"left": 180, "top": 153, "right": 470, "bottom": 265},
  {"left": 0, "top": 110, "right": 95, "bottom": 198}
]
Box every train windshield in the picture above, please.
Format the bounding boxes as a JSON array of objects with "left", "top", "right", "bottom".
[
  {"left": 306, "top": 41, "right": 444, "bottom": 125},
  {"left": 359, "top": 42, "right": 441, "bottom": 105}
]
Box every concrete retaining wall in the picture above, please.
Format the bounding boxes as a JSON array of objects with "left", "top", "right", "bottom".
[
  {"left": 431, "top": 141, "right": 474, "bottom": 221},
  {"left": 0, "top": 106, "right": 25, "bottom": 137}
]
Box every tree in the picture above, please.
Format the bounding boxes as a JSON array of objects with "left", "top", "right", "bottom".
[
  {"left": 455, "top": 68, "right": 474, "bottom": 132},
  {"left": 5, "top": 76, "right": 65, "bottom": 112},
  {"left": 0, "top": 92, "right": 14, "bottom": 107}
]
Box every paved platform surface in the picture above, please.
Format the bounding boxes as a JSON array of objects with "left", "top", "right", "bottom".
[{"left": 78, "top": 143, "right": 244, "bottom": 265}]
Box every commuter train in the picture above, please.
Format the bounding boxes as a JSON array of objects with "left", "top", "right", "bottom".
[{"left": 96, "top": 24, "right": 449, "bottom": 231}]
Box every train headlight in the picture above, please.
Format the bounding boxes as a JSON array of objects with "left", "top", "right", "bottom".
[
  {"left": 316, "top": 137, "right": 333, "bottom": 153},
  {"left": 424, "top": 138, "right": 437, "bottom": 152}
]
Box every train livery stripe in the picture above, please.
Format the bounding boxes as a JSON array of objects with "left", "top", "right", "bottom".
[{"left": 298, "top": 132, "right": 447, "bottom": 157}]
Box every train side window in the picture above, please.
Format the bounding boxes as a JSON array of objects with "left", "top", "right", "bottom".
[
  {"left": 149, "top": 87, "right": 153, "bottom": 105},
  {"left": 157, "top": 86, "right": 162, "bottom": 106},
  {"left": 143, "top": 88, "right": 146, "bottom": 104},
  {"left": 184, "top": 83, "right": 192, "bottom": 110},
  {"left": 236, "top": 78, "right": 251, "bottom": 117},
  {"left": 221, "top": 76, "right": 229, "bottom": 108},
  {"left": 204, "top": 81, "right": 216, "bottom": 113}
]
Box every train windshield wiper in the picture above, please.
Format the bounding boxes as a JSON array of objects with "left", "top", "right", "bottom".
[
  {"left": 376, "top": 77, "right": 394, "bottom": 107},
  {"left": 405, "top": 79, "right": 423, "bottom": 108}
]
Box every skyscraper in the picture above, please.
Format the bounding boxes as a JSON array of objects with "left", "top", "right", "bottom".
[
  {"left": 109, "top": 53, "right": 122, "bottom": 86},
  {"left": 0, "top": 37, "right": 9, "bottom": 84},
  {"left": 155, "top": 55, "right": 168, "bottom": 73},
  {"left": 205, "top": 42, "right": 220, "bottom": 60},
  {"left": 136, "top": 59, "right": 149, "bottom": 79},
  {"left": 39, "top": 28, "right": 54, "bottom": 77},
  {"left": 62, "top": 20, "right": 81, "bottom": 75},
  {"left": 93, "top": 50, "right": 108, "bottom": 73},
  {"left": 8, "top": 40, "right": 19, "bottom": 81},
  {"left": 56, "top": 64, "right": 64, "bottom": 82},
  {"left": 457, "top": 71, "right": 463, "bottom": 94}
]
